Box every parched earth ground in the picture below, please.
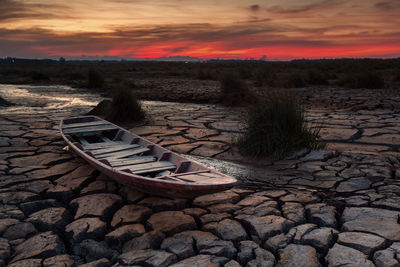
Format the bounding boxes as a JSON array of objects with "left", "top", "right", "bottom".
[{"left": 1, "top": 87, "right": 400, "bottom": 266}]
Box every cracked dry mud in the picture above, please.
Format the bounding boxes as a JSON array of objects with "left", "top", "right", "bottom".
[{"left": 1, "top": 99, "right": 400, "bottom": 266}]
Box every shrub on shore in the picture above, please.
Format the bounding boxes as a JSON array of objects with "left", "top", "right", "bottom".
[
  {"left": 237, "top": 91, "right": 325, "bottom": 158},
  {"left": 338, "top": 70, "right": 385, "bottom": 89},
  {"left": 219, "top": 72, "right": 253, "bottom": 106},
  {"left": 105, "top": 87, "right": 146, "bottom": 123},
  {"left": 87, "top": 68, "right": 104, "bottom": 89}
]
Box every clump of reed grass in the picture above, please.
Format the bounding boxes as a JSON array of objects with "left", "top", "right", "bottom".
[
  {"left": 106, "top": 87, "right": 146, "bottom": 123},
  {"left": 237, "top": 91, "right": 325, "bottom": 158}
]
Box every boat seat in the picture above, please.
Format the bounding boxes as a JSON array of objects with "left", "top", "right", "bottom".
[
  {"left": 109, "top": 156, "right": 157, "bottom": 167},
  {"left": 82, "top": 141, "right": 124, "bottom": 150},
  {"left": 90, "top": 144, "right": 141, "bottom": 156},
  {"left": 62, "top": 121, "right": 109, "bottom": 129},
  {"left": 96, "top": 147, "right": 150, "bottom": 160},
  {"left": 119, "top": 161, "right": 176, "bottom": 174},
  {"left": 63, "top": 124, "right": 118, "bottom": 134}
]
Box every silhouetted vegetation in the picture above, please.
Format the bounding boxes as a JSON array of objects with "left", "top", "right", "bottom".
[
  {"left": 30, "top": 70, "right": 50, "bottom": 81},
  {"left": 0, "top": 58, "right": 398, "bottom": 102},
  {"left": 106, "top": 87, "right": 146, "bottom": 123},
  {"left": 338, "top": 70, "right": 385, "bottom": 89},
  {"left": 87, "top": 68, "right": 104, "bottom": 89},
  {"left": 237, "top": 91, "right": 325, "bottom": 158},
  {"left": 219, "top": 72, "right": 254, "bottom": 106}
]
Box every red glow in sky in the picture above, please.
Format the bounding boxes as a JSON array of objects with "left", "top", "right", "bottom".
[{"left": 1, "top": 0, "right": 399, "bottom": 60}]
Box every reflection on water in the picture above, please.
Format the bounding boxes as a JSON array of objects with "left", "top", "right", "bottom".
[{"left": 0, "top": 84, "right": 104, "bottom": 115}]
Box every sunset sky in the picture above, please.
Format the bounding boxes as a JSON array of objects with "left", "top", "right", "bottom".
[{"left": 1, "top": 0, "right": 399, "bottom": 60}]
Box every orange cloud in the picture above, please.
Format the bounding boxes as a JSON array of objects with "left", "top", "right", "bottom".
[{"left": 0, "top": 0, "right": 399, "bottom": 59}]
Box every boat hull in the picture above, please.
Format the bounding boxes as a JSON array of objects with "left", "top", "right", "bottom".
[{"left": 60, "top": 116, "right": 237, "bottom": 198}]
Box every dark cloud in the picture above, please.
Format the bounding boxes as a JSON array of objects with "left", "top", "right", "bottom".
[
  {"left": 1, "top": 19, "right": 399, "bottom": 58},
  {"left": 0, "top": 0, "right": 71, "bottom": 22},
  {"left": 267, "top": 0, "right": 342, "bottom": 14},
  {"left": 249, "top": 4, "right": 260, "bottom": 11},
  {"left": 375, "top": 1, "right": 400, "bottom": 10}
]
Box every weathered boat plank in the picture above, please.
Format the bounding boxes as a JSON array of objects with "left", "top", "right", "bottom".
[
  {"left": 119, "top": 161, "right": 176, "bottom": 174},
  {"left": 64, "top": 124, "right": 118, "bottom": 134},
  {"left": 90, "top": 144, "right": 141, "bottom": 155},
  {"left": 62, "top": 120, "right": 108, "bottom": 129},
  {"left": 97, "top": 147, "right": 150, "bottom": 159},
  {"left": 110, "top": 156, "right": 157, "bottom": 167},
  {"left": 83, "top": 141, "right": 124, "bottom": 150}
]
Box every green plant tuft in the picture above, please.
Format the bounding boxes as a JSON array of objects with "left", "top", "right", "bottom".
[
  {"left": 106, "top": 87, "right": 146, "bottom": 123},
  {"left": 237, "top": 91, "right": 325, "bottom": 158}
]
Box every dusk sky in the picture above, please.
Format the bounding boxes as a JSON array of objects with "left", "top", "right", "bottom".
[{"left": 1, "top": 0, "right": 399, "bottom": 60}]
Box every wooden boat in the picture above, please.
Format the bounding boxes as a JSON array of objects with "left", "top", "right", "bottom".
[{"left": 59, "top": 115, "right": 237, "bottom": 198}]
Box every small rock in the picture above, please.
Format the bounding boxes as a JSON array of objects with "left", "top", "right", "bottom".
[
  {"left": 193, "top": 191, "right": 240, "bottom": 206},
  {"left": 208, "top": 203, "right": 238, "bottom": 214},
  {"left": 306, "top": 203, "right": 337, "bottom": 227},
  {"left": 20, "top": 199, "right": 61, "bottom": 215},
  {"left": 111, "top": 204, "right": 152, "bottom": 227},
  {"left": 341, "top": 207, "right": 400, "bottom": 240},
  {"left": 373, "top": 242, "right": 400, "bottom": 267},
  {"left": 278, "top": 244, "right": 319, "bottom": 267},
  {"left": 336, "top": 177, "right": 372, "bottom": 193},
  {"left": 27, "top": 207, "right": 71, "bottom": 232},
  {"left": 161, "top": 230, "right": 236, "bottom": 259},
  {"left": 247, "top": 247, "right": 275, "bottom": 267},
  {"left": 70, "top": 193, "right": 122, "bottom": 220},
  {"left": 236, "top": 195, "right": 271, "bottom": 207},
  {"left": 3, "top": 222, "right": 36, "bottom": 240},
  {"left": 0, "top": 191, "right": 38, "bottom": 205},
  {"left": 78, "top": 258, "right": 110, "bottom": 267},
  {"left": 11, "top": 231, "right": 65, "bottom": 263},
  {"left": 237, "top": 240, "right": 275, "bottom": 266},
  {"left": 105, "top": 224, "right": 145, "bottom": 249},
  {"left": 235, "top": 201, "right": 280, "bottom": 217},
  {"left": 326, "top": 243, "right": 374, "bottom": 266},
  {"left": 118, "top": 187, "right": 145, "bottom": 203},
  {"left": 119, "top": 249, "right": 177, "bottom": 267},
  {"left": 73, "top": 239, "right": 116, "bottom": 262},
  {"left": 8, "top": 258, "right": 42, "bottom": 267},
  {"left": 280, "top": 191, "right": 319, "bottom": 203},
  {"left": 236, "top": 215, "right": 294, "bottom": 242},
  {"left": 287, "top": 224, "right": 318, "bottom": 243},
  {"left": 122, "top": 230, "right": 165, "bottom": 252},
  {"left": 65, "top": 217, "right": 106, "bottom": 244},
  {"left": 263, "top": 233, "right": 292, "bottom": 253},
  {"left": 147, "top": 211, "right": 196, "bottom": 236},
  {"left": 224, "top": 260, "right": 241, "bottom": 267},
  {"left": 0, "top": 218, "right": 19, "bottom": 235},
  {"left": 138, "top": 197, "right": 188, "bottom": 212},
  {"left": 372, "top": 197, "right": 400, "bottom": 211},
  {"left": 302, "top": 227, "right": 338, "bottom": 253},
  {"left": 182, "top": 208, "right": 208, "bottom": 218},
  {"left": 161, "top": 231, "right": 197, "bottom": 259},
  {"left": 43, "top": 254, "right": 74, "bottom": 267},
  {"left": 213, "top": 219, "right": 247, "bottom": 241},
  {"left": 300, "top": 150, "right": 333, "bottom": 161},
  {"left": 201, "top": 213, "right": 231, "bottom": 224},
  {"left": 170, "top": 254, "right": 221, "bottom": 267},
  {"left": 0, "top": 238, "right": 10, "bottom": 262},
  {"left": 282, "top": 202, "right": 305, "bottom": 224},
  {"left": 338, "top": 231, "right": 386, "bottom": 255}
]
